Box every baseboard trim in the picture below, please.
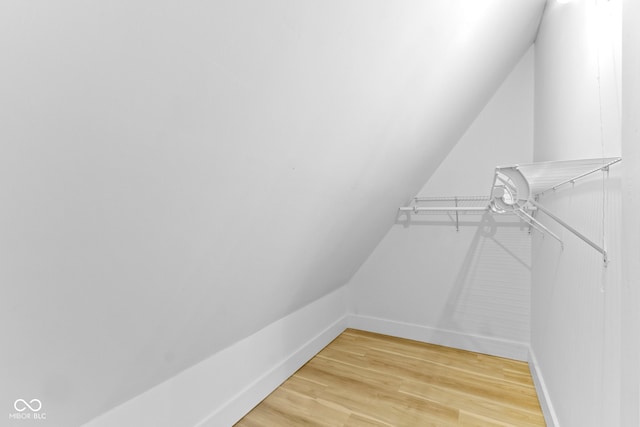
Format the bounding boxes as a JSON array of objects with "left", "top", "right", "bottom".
[
  {"left": 197, "top": 315, "right": 347, "bottom": 427},
  {"left": 528, "top": 348, "right": 560, "bottom": 427},
  {"left": 348, "top": 314, "right": 530, "bottom": 361},
  {"left": 84, "top": 288, "right": 348, "bottom": 427},
  {"left": 86, "top": 307, "right": 537, "bottom": 427}
]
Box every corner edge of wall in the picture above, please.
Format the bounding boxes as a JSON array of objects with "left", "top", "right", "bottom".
[
  {"left": 528, "top": 347, "right": 560, "bottom": 427},
  {"left": 347, "top": 314, "right": 530, "bottom": 362}
]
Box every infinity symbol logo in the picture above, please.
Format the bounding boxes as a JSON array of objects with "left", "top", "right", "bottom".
[{"left": 14, "top": 399, "right": 42, "bottom": 412}]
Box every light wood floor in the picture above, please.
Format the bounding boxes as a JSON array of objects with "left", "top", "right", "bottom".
[{"left": 235, "top": 329, "right": 545, "bottom": 427}]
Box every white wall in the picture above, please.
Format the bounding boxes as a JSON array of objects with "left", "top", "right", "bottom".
[
  {"left": 347, "top": 48, "right": 534, "bottom": 361},
  {"left": 83, "top": 288, "right": 348, "bottom": 427},
  {"left": 621, "top": 0, "right": 640, "bottom": 425},
  {"left": 532, "top": 1, "right": 622, "bottom": 426},
  {"left": 0, "top": 1, "right": 545, "bottom": 425}
]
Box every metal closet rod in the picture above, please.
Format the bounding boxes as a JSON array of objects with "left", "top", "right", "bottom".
[
  {"left": 413, "top": 196, "right": 489, "bottom": 202},
  {"left": 402, "top": 196, "right": 490, "bottom": 212},
  {"left": 514, "top": 207, "right": 563, "bottom": 246},
  {"left": 398, "top": 206, "right": 489, "bottom": 212}
]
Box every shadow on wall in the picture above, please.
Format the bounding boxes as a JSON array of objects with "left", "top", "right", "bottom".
[
  {"left": 396, "top": 210, "right": 531, "bottom": 267},
  {"left": 398, "top": 211, "right": 533, "bottom": 348}
]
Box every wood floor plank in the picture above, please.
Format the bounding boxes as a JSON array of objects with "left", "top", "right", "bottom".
[
  {"left": 235, "top": 329, "right": 545, "bottom": 426},
  {"left": 399, "top": 381, "right": 545, "bottom": 426}
]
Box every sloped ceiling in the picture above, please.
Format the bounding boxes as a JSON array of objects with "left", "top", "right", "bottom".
[{"left": 0, "top": 0, "right": 545, "bottom": 425}]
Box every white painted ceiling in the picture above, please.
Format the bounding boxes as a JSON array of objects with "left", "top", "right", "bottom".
[{"left": 0, "top": 0, "right": 544, "bottom": 425}]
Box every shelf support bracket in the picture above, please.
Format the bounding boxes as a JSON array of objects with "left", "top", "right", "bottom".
[
  {"left": 529, "top": 199, "right": 608, "bottom": 266},
  {"left": 454, "top": 197, "right": 459, "bottom": 232}
]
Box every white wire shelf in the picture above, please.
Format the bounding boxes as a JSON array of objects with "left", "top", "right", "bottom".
[
  {"left": 399, "top": 196, "right": 491, "bottom": 214},
  {"left": 399, "top": 157, "right": 621, "bottom": 265}
]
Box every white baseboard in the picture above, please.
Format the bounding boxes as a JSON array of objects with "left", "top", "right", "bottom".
[
  {"left": 85, "top": 303, "right": 540, "bottom": 427},
  {"left": 348, "top": 314, "right": 530, "bottom": 361},
  {"left": 84, "top": 287, "right": 348, "bottom": 427},
  {"left": 528, "top": 348, "right": 560, "bottom": 427},
  {"left": 348, "top": 315, "right": 559, "bottom": 425},
  {"left": 197, "top": 314, "right": 347, "bottom": 427}
]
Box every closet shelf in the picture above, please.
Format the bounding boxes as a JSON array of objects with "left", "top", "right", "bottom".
[{"left": 399, "top": 157, "right": 621, "bottom": 265}]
